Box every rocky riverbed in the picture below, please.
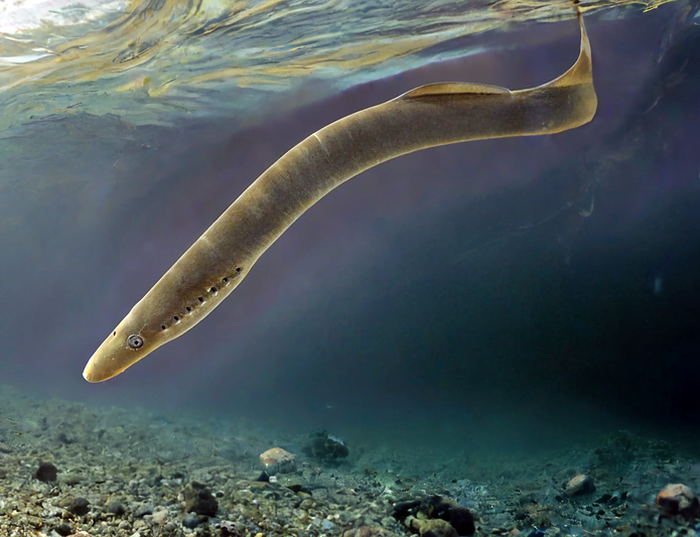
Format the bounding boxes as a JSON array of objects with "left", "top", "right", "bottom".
[{"left": 1, "top": 384, "right": 699, "bottom": 537}]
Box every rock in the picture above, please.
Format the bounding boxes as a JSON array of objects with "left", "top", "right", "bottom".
[
  {"left": 54, "top": 523, "right": 73, "bottom": 536},
  {"left": 656, "top": 483, "right": 700, "bottom": 517},
  {"left": 184, "top": 481, "right": 218, "bottom": 517},
  {"left": 259, "top": 447, "right": 296, "bottom": 473},
  {"left": 68, "top": 497, "right": 90, "bottom": 516},
  {"left": 564, "top": 474, "right": 596, "bottom": 496},
  {"left": 407, "top": 516, "right": 459, "bottom": 537},
  {"left": 152, "top": 509, "right": 168, "bottom": 524},
  {"left": 303, "top": 430, "right": 349, "bottom": 462},
  {"left": 0, "top": 468, "right": 7, "bottom": 479},
  {"left": 426, "top": 496, "right": 475, "bottom": 536},
  {"left": 182, "top": 513, "right": 206, "bottom": 529},
  {"left": 393, "top": 496, "right": 475, "bottom": 536},
  {"left": 34, "top": 462, "right": 58, "bottom": 482},
  {"left": 107, "top": 502, "right": 126, "bottom": 516},
  {"left": 134, "top": 504, "right": 154, "bottom": 517},
  {"left": 342, "top": 526, "right": 401, "bottom": 537},
  {"left": 63, "top": 474, "right": 83, "bottom": 485}
]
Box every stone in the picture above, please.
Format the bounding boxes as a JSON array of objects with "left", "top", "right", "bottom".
[
  {"left": 182, "top": 513, "right": 205, "bottom": 529},
  {"left": 259, "top": 447, "right": 296, "bottom": 473},
  {"left": 656, "top": 483, "right": 700, "bottom": 517},
  {"left": 407, "top": 516, "right": 459, "bottom": 537},
  {"left": 303, "top": 430, "right": 349, "bottom": 462},
  {"left": 152, "top": 509, "right": 168, "bottom": 524},
  {"left": 134, "top": 504, "right": 154, "bottom": 517},
  {"left": 107, "top": 502, "right": 126, "bottom": 516},
  {"left": 63, "top": 474, "right": 83, "bottom": 485},
  {"left": 184, "top": 481, "right": 218, "bottom": 517},
  {"left": 68, "top": 497, "right": 90, "bottom": 516},
  {"left": 35, "top": 462, "right": 58, "bottom": 482},
  {"left": 54, "top": 523, "right": 73, "bottom": 536},
  {"left": 392, "top": 496, "right": 475, "bottom": 536},
  {"left": 430, "top": 496, "right": 475, "bottom": 536},
  {"left": 565, "top": 474, "right": 596, "bottom": 496}
]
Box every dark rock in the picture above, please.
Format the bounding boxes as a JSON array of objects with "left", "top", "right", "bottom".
[
  {"left": 107, "top": 502, "right": 126, "bottom": 516},
  {"left": 184, "top": 481, "right": 218, "bottom": 517},
  {"left": 392, "top": 496, "right": 475, "bottom": 537},
  {"left": 34, "top": 462, "right": 58, "bottom": 482},
  {"left": 182, "top": 513, "right": 206, "bottom": 529},
  {"left": 134, "top": 504, "right": 154, "bottom": 517},
  {"left": 68, "top": 497, "right": 90, "bottom": 516},
  {"left": 595, "top": 493, "right": 613, "bottom": 504},
  {"left": 287, "top": 483, "right": 313, "bottom": 495},
  {"left": 426, "top": 496, "right": 475, "bottom": 536},
  {"left": 302, "top": 430, "right": 349, "bottom": 462},
  {"left": 54, "top": 523, "right": 73, "bottom": 536},
  {"left": 446, "top": 505, "right": 475, "bottom": 536},
  {"left": 0, "top": 468, "right": 6, "bottom": 479},
  {"left": 392, "top": 499, "right": 422, "bottom": 520}
]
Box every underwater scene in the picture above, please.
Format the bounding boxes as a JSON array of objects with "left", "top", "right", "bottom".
[{"left": 1, "top": 0, "right": 700, "bottom": 535}]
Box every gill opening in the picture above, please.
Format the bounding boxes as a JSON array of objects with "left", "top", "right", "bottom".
[{"left": 157, "top": 267, "right": 243, "bottom": 331}]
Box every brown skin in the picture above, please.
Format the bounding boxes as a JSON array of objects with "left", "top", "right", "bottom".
[{"left": 83, "top": 9, "right": 596, "bottom": 383}]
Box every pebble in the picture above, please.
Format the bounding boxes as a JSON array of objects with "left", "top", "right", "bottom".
[
  {"left": 107, "top": 502, "right": 126, "bottom": 516},
  {"left": 54, "top": 522, "right": 73, "bottom": 536},
  {"left": 303, "top": 430, "right": 350, "bottom": 461},
  {"left": 134, "top": 504, "right": 154, "bottom": 517},
  {"left": 182, "top": 513, "right": 205, "bottom": 529},
  {"left": 34, "top": 462, "right": 58, "bottom": 482},
  {"left": 407, "top": 516, "right": 459, "bottom": 537},
  {"left": 151, "top": 509, "right": 168, "bottom": 524},
  {"left": 565, "top": 474, "right": 596, "bottom": 496},
  {"left": 656, "top": 483, "right": 700, "bottom": 517},
  {"left": 259, "top": 447, "right": 296, "bottom": 474},
  {"left": 68, "top": 497, "right": 90, "bottom": 516},
  {"left": 184, "top": 481, "right": 218, "bottom": 516}
]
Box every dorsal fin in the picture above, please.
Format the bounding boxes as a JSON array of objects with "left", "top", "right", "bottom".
[{"left": 397, "top": 82, "right": 510, "bottom": 100}]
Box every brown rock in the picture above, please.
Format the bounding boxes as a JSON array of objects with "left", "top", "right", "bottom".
[
  {"left": 184, "top": 482, "right": 218, "bottom": 517},
  {"left": 407, "top": 516, "right": 459, "bottom": 537},
  {"left": 564, "top": 474, "right": 596, "bottom": 496},
  {"left": 656, "top": 483, "right": 700, "bottom": 517}
]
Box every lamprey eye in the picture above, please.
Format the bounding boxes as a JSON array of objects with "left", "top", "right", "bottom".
[{"left": 127, "top": 335, "right": 144, "bottom": 349}]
